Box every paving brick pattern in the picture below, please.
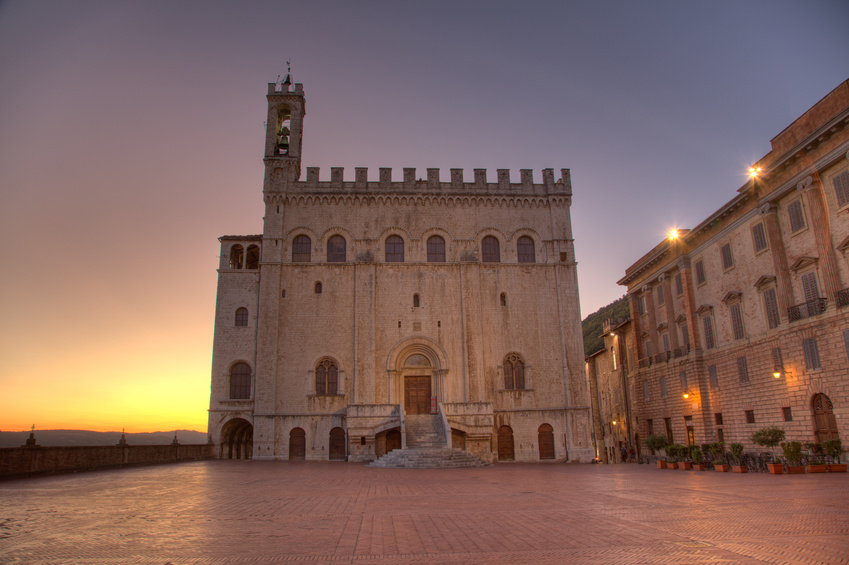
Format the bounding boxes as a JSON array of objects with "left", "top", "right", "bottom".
[{"left": 1, "top": 462, "right": 847, "bottom": 564}]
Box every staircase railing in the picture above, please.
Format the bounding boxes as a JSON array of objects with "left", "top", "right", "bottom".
[
  {"left": 399, "top": 406, "right": 407, "bottom": 449},
  {"left": 437, "top": 403, "right": 452, "bottom": 448}
]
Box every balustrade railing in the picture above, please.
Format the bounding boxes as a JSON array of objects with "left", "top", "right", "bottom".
[
  {"left": 837, "top": 288, "right": 849, "bottom": 309},
  {"left": 788, "top": 297, "right": 827, "bottom": 322}
]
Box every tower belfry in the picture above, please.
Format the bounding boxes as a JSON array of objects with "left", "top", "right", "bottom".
[{"left": 264, "top": 74, "right": 305, "bottom": 189}]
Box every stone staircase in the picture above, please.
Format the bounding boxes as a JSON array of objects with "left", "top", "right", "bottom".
[{"left": 369, "top": 415, "right": 490, "bottom": 468}]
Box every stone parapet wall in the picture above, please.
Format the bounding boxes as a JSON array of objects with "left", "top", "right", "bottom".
[{"left": 0, "top": 444, "right": 213, "bottom": 480}]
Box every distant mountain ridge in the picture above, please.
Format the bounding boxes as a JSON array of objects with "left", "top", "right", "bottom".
[{"left": 0, "top": 429, "right": 208, "bottom": 448}]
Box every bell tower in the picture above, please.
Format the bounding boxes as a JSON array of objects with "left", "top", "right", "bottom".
[{"left": 263, "top": 71, "right": 305, "bottom": 192}]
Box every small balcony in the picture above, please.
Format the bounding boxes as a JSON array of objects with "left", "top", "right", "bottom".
[
  {"left": 638, "top": 357, "right": 653, "bottom": 369},
  {"left": 837, "top": 288, "right": 849, "bottom": 309},
  {"left": 653, "top": 352, "right": 671, "bottom": 364},
  {"left": 672, "top": 344, "right": 691, "bottom": 358},
  {"left": 788, "top": 298, "right": 828, "bottom": 322}
]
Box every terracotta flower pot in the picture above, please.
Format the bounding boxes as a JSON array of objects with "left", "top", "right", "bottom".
[
  {"left": 827, "top": 464, "right": 847, "bottom": 472},
  {"left": 667, "top": 462, "right": 678, "bottom": 470},
  {"left": 657, "top": 460, "right": 667, "bottom": 469},
  {"left": 806, "top": 464, "right": 827, "bottom": 473},
  {"left": 715, "top": 464, "right": 729, "bottom": 472},
  {"left": 767, "top": 463, "right": 784, "bottom": 474},
  {"left": 786, "top": 466, "right": 805, "bottom": 474},
  {"left": 679, "top": 462, "right": 692, "bottom": 470},
  {"left": 732, "top": 465, "right": 748, "bottom": 473},
  {"left": 693, "top": 464, "right": 706, "bottom": 471}
]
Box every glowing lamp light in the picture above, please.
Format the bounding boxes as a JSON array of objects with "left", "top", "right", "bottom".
[
  {"left": 668, "top": 229, "right": 679, "bottom": 240},
  {"left": 773, "top": 367, "right": 783, "bottom": 379},
  {"left": 682, "top": 392, "right": 690, "bottom": 399},
  {"left": 749, "top": 166, "right": 762, "bottom": 178},
  {"left": 612, "top": 420, "right": 617, "bottom": 426}
]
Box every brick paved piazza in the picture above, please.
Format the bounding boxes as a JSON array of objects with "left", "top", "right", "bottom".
[{"left": 1, "top": 462, "right": 848, "bottom": 564}]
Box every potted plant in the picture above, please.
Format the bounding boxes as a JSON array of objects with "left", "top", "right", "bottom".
[
  {"left": 781, "top": 441, "right": 805, "bottom": 474},
  {"left": 678, "top": 445, "right": 693, "bottom": 470},
  {"left": 752, "top": 426, "right": 785, "bottom": 474},
  {"left": 666, "top": 444, "right": 680, "bottom": 469},
  {"left": 823, "top": 439, "right": 846, "bottom": 472},
  {"left": 805, "top": 442, "right": 828, "bottom": 473},
  {"left": 646, "top": 434, "right": 670, "bottom": 469},
  {"left": 730, "top": 443, "right": 747, "bottom": 473},
  {"left": 690, "top": 445, "right": 706, "bottom": 471},
  {"left": 709, "top": 441, "right": 728, "bottom": 472}
]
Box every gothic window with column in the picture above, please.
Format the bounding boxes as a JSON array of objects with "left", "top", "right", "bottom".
[
  {"left": 315, "top": 358, "right": 339, "bottom": 395},
  {"left": 503, "top": 353, "right": 525, "bottom": 390}
]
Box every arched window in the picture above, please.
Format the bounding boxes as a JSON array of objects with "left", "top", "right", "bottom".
[
  {"left": 229, "top": 244, "right": 244, "bottom": 269},
  {"left": 229, "top": 363, "right": 251, "bottom": 399},
  {"left": 482, "top": 236, "right": 500, "bottom": 263},
  {"left": 503, "top": 353, "right": 525, "bottom": 390},
  {"left": 427, "top": 235, "right": 446, "bottom": 262},
  {"left": 327, "top": 235, "right": 346, "bottom": 263},
  {"left": 517, "top": 236, "right": 535, "bottom": 263},
  {"left": 413, "top": 294, "right": 420, "bottom": 307},
  {"left": 385, "top": 235, "right": 404, "bottom": 262},
  {"left": 315, "top": 282, "right": 322, "bottom": 294},
  {"left": 235, "top": 307, "right": 248, "bottom": 327},
  {"left": 538, "top": 424, "right": 555, "bottom": 459},
  {"left": 292, "top": 235, "right": 311, "bottom": 262},
  {"left": 316, "top": 358, "right": 338, "bottom": 395},
  {"left": 500, "top": 293, "right": 507, "bottom": 307},
  {"left": 246, "top": 245, "right": 260, "bottom": 269}
]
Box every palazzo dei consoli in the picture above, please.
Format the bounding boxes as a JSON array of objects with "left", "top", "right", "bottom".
[{"left": 207, "top": 78, "right": 593, "bottom": 463}]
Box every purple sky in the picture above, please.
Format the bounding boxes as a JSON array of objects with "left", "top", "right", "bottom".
[{"left": 1, "top": 1, "right": 847, "bottom": 431}]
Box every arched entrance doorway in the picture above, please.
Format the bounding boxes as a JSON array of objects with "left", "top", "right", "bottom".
[
  {"left": 538, "top": 424, "right": 555, "bottom": 460},
  {"left": 220, "top": 418, "right": 253, "bottom": 459},
  {"left": 497, "top": 425, "right": 514, "bottom": 461},
  {"left": 812, "top": 393, "right": 839, "bottom": 442},
  {"left": 289, "top": 427, "right": 306, "bottom": 460},
  {"left": 329, "top": 427, "right": 346, "bottom": 460},
  {"left": 385, "top": 338, "right": 449, "bottom": 413}
]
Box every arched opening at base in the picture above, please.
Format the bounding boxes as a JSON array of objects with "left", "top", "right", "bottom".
[{"left": 220, "top": 418, "right": 253, "bottom": 460}]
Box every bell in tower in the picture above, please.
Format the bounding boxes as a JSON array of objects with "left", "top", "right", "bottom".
[{"left": 264, "top": 67, "right": 305, "bottom": 187}]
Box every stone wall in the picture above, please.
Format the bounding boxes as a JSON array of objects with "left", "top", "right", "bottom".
[{"left": 0, "top": 444, "right": 213, "bottom": 480}]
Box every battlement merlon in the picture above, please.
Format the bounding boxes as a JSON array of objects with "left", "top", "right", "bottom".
[
  {"left": 267, "top": 82, "right": 305, "bottom": 95},
  {"left": 262, "top": 167, "right": 572, "bottom": 196}
]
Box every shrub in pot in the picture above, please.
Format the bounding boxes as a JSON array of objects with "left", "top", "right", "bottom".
[
  {"left": 752, "top": 426, "right": 785, "bottom": 474},
  {"left": 781, "top": 441, "right": 805, "bottom": 474},
  {"left": 804, "top": 442, "right": 828, "bottom": 473},
  {"left": 709, "top": 441, "right": 728, "bottom": 472},
  {"left": 730, "top": 443, "right": 747, "bottom": 473},
  {"left": 646, "top": 434, "right": 670, "bottom": 468},
  {"left": 690, "top": 445, "right": 705, "bottom": 471},
  {"left": 823, "top": 439, "right": 846, "bottom": 472}
]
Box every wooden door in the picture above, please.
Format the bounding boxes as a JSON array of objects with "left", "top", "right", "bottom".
[
  {"left": 289, "top": 427, "right": 306, "bottom": 460},
  {"left": 538, "top": 424, "right": 555, "bottom": 460},
  {"left": 329, "top": 427, "right": 346, "bottom": 460},
  {"left": 404, "top": 376, "right": 431, "bottom": 414},
  {"left": 813, "top": 394, "right": 839, "bottom": 442},
  {"left": 386, "top": 429, "right": 402, "bottom": 453},
  {"left": 497, "top": 425, "right": 514, "bottom": 461}
]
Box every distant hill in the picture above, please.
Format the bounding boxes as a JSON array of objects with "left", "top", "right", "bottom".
[
  {"left": 0, "top": 429, "right": 208, "bottom": 448},
  {"left": 582, "top": 295, "right": 630, "bottom": 357}
]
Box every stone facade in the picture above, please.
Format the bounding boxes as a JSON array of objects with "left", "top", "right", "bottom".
[
  {"left": 608, "top": 79, "right": 849, "bottom": 458},
  {"left": 207, "top": 79, "right": 593, "bottom": 463}
]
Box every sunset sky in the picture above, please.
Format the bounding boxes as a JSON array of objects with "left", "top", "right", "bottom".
[{"left": 1, "top": 1, "right": 847, "bottom": 433}]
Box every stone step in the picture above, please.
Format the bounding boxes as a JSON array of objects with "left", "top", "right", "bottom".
[{"left": 368, "top": 447, "right": 491, "bottom": 468}]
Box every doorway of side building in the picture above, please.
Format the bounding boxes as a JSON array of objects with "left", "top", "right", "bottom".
[
  {"left": 329, "top": 427, "right": 346, "bottom": 460},
  {"left": 289, "top": 427, "right": 306, "bottom": 460},
  {"left": 538, "top": 424, "right": 555, "bottom": 460},
  {"left": 497, "top": 425, "right": 515, "bottom": 461},
  {"left": 404, "top": 375, "right": 431, "bottom": 414},
  {"left": 812, "top": 393, "right": 839, "bottom": 442}
]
